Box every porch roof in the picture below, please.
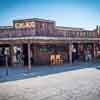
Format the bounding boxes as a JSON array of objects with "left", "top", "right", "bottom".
[{"left": 0, "top": 36, "right": 99, "bottom": 41}]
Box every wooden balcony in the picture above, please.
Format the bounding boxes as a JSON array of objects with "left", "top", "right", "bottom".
[{"left": 0, "top": 28, "right": 99, "bottom": 42}]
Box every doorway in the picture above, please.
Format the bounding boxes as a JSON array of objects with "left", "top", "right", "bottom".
[{"left": 50, "top": 54, "right": 63, "bottom": 65}]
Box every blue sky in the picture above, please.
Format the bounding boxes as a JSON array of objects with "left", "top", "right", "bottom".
[{"left": 0, "top": 0, "right": 100, "bottom": 29}]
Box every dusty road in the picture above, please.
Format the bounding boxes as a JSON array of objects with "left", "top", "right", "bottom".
[{"left": 0, "top": 65, "right": 100, "bottom": 100}]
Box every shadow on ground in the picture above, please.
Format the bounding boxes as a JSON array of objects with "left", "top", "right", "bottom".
[{"left": 0, "top": 62, "right": 100, "bottom": 83}]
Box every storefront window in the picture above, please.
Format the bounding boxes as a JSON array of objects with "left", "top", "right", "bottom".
[{"left": 40, "top": 48, "right": 48, "bottom": 52}]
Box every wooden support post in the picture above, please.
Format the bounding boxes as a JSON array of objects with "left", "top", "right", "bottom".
[
  {"left": 69, "top": 43, "right": 72, "bottom": 64},
  {"left": 5, "top": 48, "right": 9, "bottom": 76},
  {"left": 28, "top": 43, "right": 31, "bottom": 70},
  {"left": 5, "top": 55, "right": 8, "bottom": 76},
  {"left": 10, "top": 45, "right": 15, "bottom": 66},
  {"left": 93, "top": 43, "right": 96, "bottom": 62}
]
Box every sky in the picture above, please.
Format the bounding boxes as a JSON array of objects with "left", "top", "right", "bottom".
[{"left": 0, "top": 0, "right": 100, "bottom": 30}]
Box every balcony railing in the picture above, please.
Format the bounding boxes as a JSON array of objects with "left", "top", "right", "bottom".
[{"left": 0, "top": 28, "right": 99, "bottom": 39}]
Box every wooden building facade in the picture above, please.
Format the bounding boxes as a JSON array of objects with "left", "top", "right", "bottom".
[{"left": 0, "top": 18, "right": 100, "bottom": 69}]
